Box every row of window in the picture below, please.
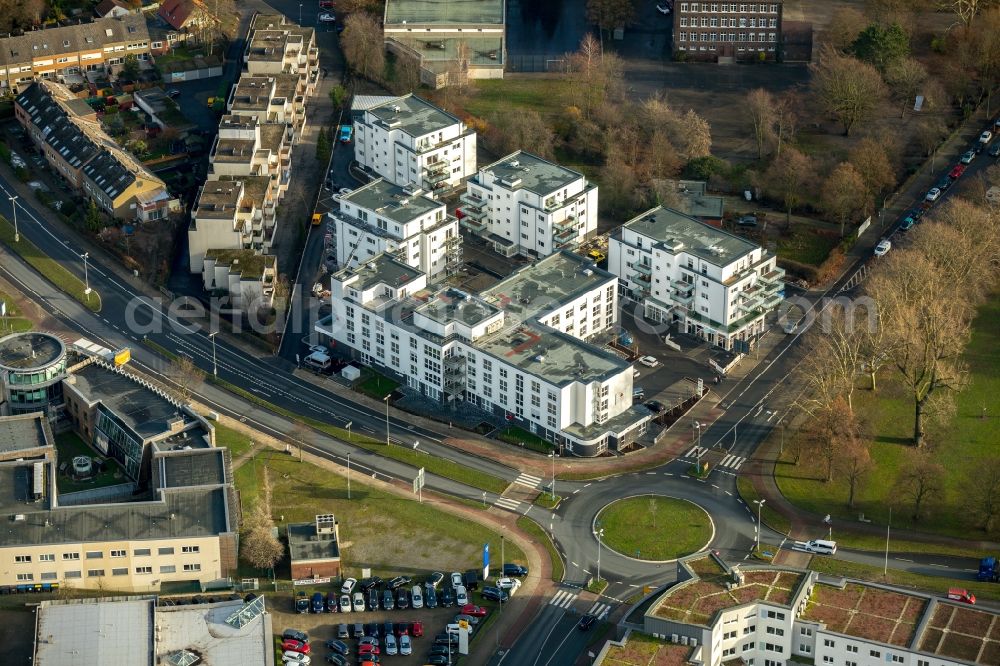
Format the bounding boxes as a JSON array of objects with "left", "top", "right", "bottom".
[
  {"left": 680, "top": 16, "right": 777, "bottom": 27},
  {"left": 679, "top": 2, "right": 779, "bottom": 12},
  {"left": 15, "top": 564, "right": 201, "bottom": 581},
  {"left": 13, "top": 545, "right": 199, "bottom": 563},
  {"left": 678, "top": 32, "right": 778, "bottom": 42}
]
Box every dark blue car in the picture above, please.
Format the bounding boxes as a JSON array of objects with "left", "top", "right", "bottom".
[{"left": 311, "top": 591, "right": 325, "bottom": 613}]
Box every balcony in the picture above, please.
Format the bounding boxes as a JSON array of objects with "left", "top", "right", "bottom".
[
  {"left": 630, "top": 270, "right": 651, "bottom": 284},
  {"left": 554, "top": 226, "right": 578, "bottom": 244},
  {"left": 460, "top": 205, "right": 488, "bottom": 221},
  {"left": 445, "top": 234, "right": 462, "bottom": 247},
  {"left": 460, "top": 217, "right": 487, "bottom": 233},
  {"left": 552, "top": 216, "right": 575, "bottom": 231},
  {"left": 459, "top": 193, "right": 487, "bottom": 210},
  {"left": 444, "top": 375, "right": 466, "bottom": 395},
  {"left": 671, "top": 287, "right": 694, "bottom": 306},
  {"left": 423, "top": 169, "right": 449, "bottom": 185},
  {"left": 631, "top": 262, "right": 652, "bottom": 275}
]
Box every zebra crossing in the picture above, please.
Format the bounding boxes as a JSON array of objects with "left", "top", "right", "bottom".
[
  {"left": 513, "top": 472, "right": 543, "bottom": 489},
  {"left": 586, "top": 601, "right": 612, "bottom": 620},
  {"left": 681, "top": 446, "right": 746, "bottom": 470},
  {"left": 494, "top": 497, "right": 522, "bottom": 512},
  {"left": 549, "top": 589, "right": 578, "bottom": 609}
]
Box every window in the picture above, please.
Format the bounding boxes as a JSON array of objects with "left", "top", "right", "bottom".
[
  {"left": 160, "top": 565, "right": 177, "bottom": 574},
  {"left": 800, "top": 627, "right": 812, "bottom": 636},
  {"left": 846, "top": 645, "right": 858, "bottom": 654},
  {"left": 890, "top": 656, "right": 904, "bottom": 664},
  {"left": 822, "top": 657, "right": 833, "bottom": 664},
  {"left": 86, "top": 551, "right": 103, "bottom": 559},
  {"left": 182, "top": 546, "right": 200, "bottom": 554},
  {"left": 134, "top": 548, "right": 151, "bottom": 557},
  {"left": 799, "top": 644, "right": 811, "bottom": 654},
  {"left": 184, "top": 563, "right": 202, "bottom": 572},
  {"left": 88, "top": 569, "right": 105, "bottom": 577},
  {"left": 765, "top": 611, "right": 785, "bottom": 620},
  {"left": 111, "top": 549, "right": 126, "bottom": 558},
  {"left": 16, "top": 573, "right": 33, "bottom": 581},
  {"left": 39, "top": 554, "right": 55, "bottom": 562},
  {"left": 158, "top": 547, "right": 175, "bottom": 556},
  {"left": 15, "top": 555, "right": 31, "bottom": 563},
  {"left": 869, "top": 650, "right": 881, "bottom": 658},
  {"left": 136, "top": 566, "right": 152, "bottom": 574},
  {"left": 65, "top": 571, "right": 82, "bottom": 579},
  {"left": 112, "top": 568, "right": 128, "bottom": 576},
  {"left": 766, "top": 627, "right": 784, "bottom": 636},
  {"left": 823, "top": 639, "right": 835, "bottom": 648},
  {"left": 62, "top": 552, "right": 80, "bottom": 560}
]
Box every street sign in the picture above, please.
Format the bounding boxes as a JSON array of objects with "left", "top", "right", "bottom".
[
  {"left": 293, "top": 577, "right": 331, "bottom": 586},
  {"left": 412, "top": 467, "right": 425, "bottom": 502}
]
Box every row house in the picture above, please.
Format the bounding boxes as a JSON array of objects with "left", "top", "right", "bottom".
[
  {"left": 0, "top": 14, "right": 151, "bottom": 93},
  {"left": 315, "top": 251, "right": 650, "bottom": 456},
  {"left": 187, "top": 179, "right": 265, "bottom": 273},
  {"left": 460, "top": 151, "right": 598, "bottom": 259}
]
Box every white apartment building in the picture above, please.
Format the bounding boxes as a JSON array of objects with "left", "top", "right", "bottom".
[
  {"left": 459, "top": 151, "right": 598, "bottom": 258},
  {"left": 640, "top": 555, "right": 996, "bottom": 666},
  {"left": 187, "top": 180, "right": 257, "bottom": 273},
  {"left": 608, "top": 207, "right": 785, "bottom": 351},
  {"left": 315, "top": 251, "right": 650, "bottom": 456},
  {"left": 244, "top": 12, "right": 319, "bottom": 95},
  {"left": 355, "top": 94, "right": 476, "bottom": 195},
  {"left": 331, "top": 179, "right": 461, "bottom": 281},
  {"left": 202, "top": 249, "right": 276, "bottom": 309}
]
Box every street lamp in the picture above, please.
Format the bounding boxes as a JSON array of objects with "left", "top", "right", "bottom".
[
  {"left": 693, "top": 421, "right": 704, "bottom": 471},
  {"left": 81, "top": 252, "right": 91, "bottom": 295},
  {"left": 383, "top": 395, "right": 391, "bottom": 446},
  {"left": 754, "top": 499, "right": 766, "bottom": 553},
  {"left": 548, "top": 451, "right": 556, "bottom": 502},
  {"left": 298, "top": 2, "right": 302, "bottom": 24},
  {"left": 208, "top": 331, "right": 218, "bottom": 376},
  {"left": 347, "top": 452, "right": 351, "bottom": 499},
  {"left": 8, "top": 195, "right": 19, "bottom": 242},
  {"left": 482, "top": 491, "right": 486, "bottom": 509},
  {"left": 596, "top": 528, "right": 605, "bottom": 585},
  {"left": 778, "top": 418, "right": 785, "bottom": 455}
]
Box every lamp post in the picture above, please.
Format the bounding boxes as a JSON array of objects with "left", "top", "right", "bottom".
[
  {"left": 298, "top": 2, "right": 302, "bottom": 24},
  {"left": 345, "top": 420, "right": 352, "bottom": 441},
  {"left": 754, "top": 499, "right": 766, "bottom": 554},
  {"left": 208, "top": 331, "right": 218, "bottom": 376},
  {"left": 482, "top": 491, "right": 486, "bottom": 509},
  {"left": 778, "top": 418, "right": 785, "bottom": 455},
  {"left": 596, "top": 528, "right": 605, "bottom": 585},
  {"left": 347, "top": 452, "right": 351, "bottom": 499},
  {"left": 8, "top": 195, "right": 19, "bottom": 242},
  {"left": 548, "top": 451, "right": 556, "bottom": 502},
  {"left": 81, "top": 252, "right": 91, "bottom": 295},
  {"left": 383, "top": 395, "right": 391, "bottom": 446},
  {"left": 693, "top": 421, "right": 703, "bottom": 472}
]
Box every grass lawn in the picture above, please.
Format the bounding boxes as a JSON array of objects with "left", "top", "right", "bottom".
[
  {"left": 356, "top": 369, "right": 399, "bottom": 400},
  {"left": 736, "top": 475, "right": 792, "bottom": 536},
  {"left": 0, "top": 289, "right": 32, "bottom": 333},
  {"left": 809, "top": 557, "right": 1000, "bottom": 604},
  {"left": 0, "top": 215, "right": 101, "bottom": 312},
  {"left": 533, "top": 492, "right": 563, "bottom": 510},
  {"left": 498, "top": 425, "right": 554, "bottom": 453},
  {"left": 235, "top": 450, "right": 525, "bottom": 579},
  {"left": 516, "top": 516, "right": 564, "bottom": 582},
  {"left": 460, "top": 78, "right": 576, "bottom": 120},
  {"left": 213, "top": 423, "right": 255, "bottom": 460},
  {"left": 597, "top": 496, "right": 713, "bottom": 561},
  {"left": 776, "top": 292, "right": 1000, "bottom": 541},
  {"left": 776, "top": 226, "right": 841, "bottom": 266},
  {"left": 54, "top": 431, "right": 127, "bottom": 494}
]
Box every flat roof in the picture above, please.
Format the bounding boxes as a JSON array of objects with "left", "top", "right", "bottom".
[
  {"left": 802, "top": 581, "right": 926, "bottom": 648},
  {"left": 196, "top": 181, "right": 243, "bottom": 218},
  {"left": 387, "top": 35, "right": 503, "bottom": 67},
  {"left": 416, "top": 288, "right": 501, "bottom": 327},
  {"left": 157, "top": 448, "right": 227, "bottom": 488},
  {"left": 337, "top": 253, "right": 423, "bottom": 291},
  {"left": 385, "top": 0, "right": 504, "bottom": 25},
  {"left": 287, "top": 522, "right": 340, "bottom": 562},
  {"left": 624, "top": 206, "right": 759, "bottom": 266},
  {"left": 342, "top": 179, "right": 442, "bottom": 224},
  {"left": 481, "top": 151, "right": 584, "bottom": 198},
  {"left": 34, "top": 598, "right": 154, "bottom": 666},
  {"left": 0, "top": 332, "right": 65, "bottom": 371},
  {"left": 366, "top": 94, "right": 462, "bottom": 137},
  {"left": 481, "top": 251, "right": 613, "bottom": 322},
  {"left": 204, "top": 249, "right": 276, "bottom": 281},
  {"left": 920, "top": 601, "right": 1000, "bottom": 663},
  {"left": 156, "top": 599, "right": 272, "bottom": 666},
  {"left": 212, "top": 138, "right": 257, "bottom": 163},
  {"left": 0, "top": 413, "right": 50, "bottom": 455}
]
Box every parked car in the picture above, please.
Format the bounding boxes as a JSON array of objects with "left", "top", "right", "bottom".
[
  {"left": 935, "top": 176, "right": 952, "bottom": 191},
  {"left": 502, "top": 563, "right": 528, "bottom": 577},
  {"left": 961, "top": 149, "right": 977, "bottom": 164},
  {"left": 736, "top": 214, "right": 758, "bottom": 227},
  {"left": 990, "top": 142, "right": 1000, "bottom": 158},
  {"left": 424, "top": 585, "right": 438, "bottom": 609},
  {"left": 282, "top": 651, "right": 311, "bottom": 664},
  {"left": 449, "top": 572, "right": 464, "bottom": 589},
  {"left": 980, "top": 130, "right": 993, "bottom": 144},
  {"left": 463, "top": 570, "right": 479, "bottom": 590},
  {"left": 360, "top": 576, "right": 382, "bottom": 591},
  {"left": 317, "top": 12, "right": 336, "bottom": 22},
  {"left": 282, "top": 639, "right": 310, "bottom": 654},
  {"left": 411, "top": 585, "right": 424, "bottom": 609},
  {"left": 363, "top": 624, "right": 378, "bottom": 639},
  {"left": 384, "top": 634, "right": 397, "bottom": 656},
  {"left": 396, "top": 587, "right": 409, "bottom": 609},
  {"left": 283, "top": 629, "right": 309, "bottom": 643},
  {"left": 338, "top": 594, "right": 351, "bottom": 613},
  {"left": 427, "top": 656, "right": 450, "bottom": 666},
  {"left": 948, "top": 588, "right": 976, "bottom": 605},
  {"left": 367, "top": 588, "right": 379, "bottom": 611},
  {"left": 439, "top": 586, "right": 454, "bottom": 607},
  {"left": 497, "top": 578, "right": 521, "bottom": 596},
  {"left": 358, "top": 644, "right": 380, "bottom": 656},
  {"left": 426, "top": 572, "right": 445, "bottom": 588},
  {"left": 462, "top": 604, "right": 487, "bottom": 617},
  {"left": 340, "top": 578, "right": 357, "bottom": 595},
  {"left": 352, "top": 623, "right": 364, "bottom": 638},
  {"left": 338, "top": 125, "right": 353, "bottom": 143},
  {"left": 455, "top": 585, "right": 468, "bottom": 606},
  {"left": 399, "top": 634, "right": 412, "bottom": 656},
  {"left": 481, "top": 586, "right": 509, "bottom": 603},
  {"left": 294, "top": 592, "right": 309, "bottom": 614},
  {"left": 382, "top": 588, "right": 395, "bottom": 611},
  {"left": 352, "top": 592, "right": 365, "bottom": 612},
  {"left": 310, "top": 592, "right": 324, "bottom": 613},
  {"left": 874, "top": 239, "right": 892, "bottom": 257},
  {"left": 336, "top": 624, "right": 349, "bottom": 639},
  {"left": 638, "top": 355, "right": 659, "bottom": 368},
  {"left": 325, "top": 639, "right": 349, "bottom": 655},
  {"left": 454, "top": 613, "right": 479, "bottom": 626},
  {"left": 387, "top": 575, "right": 412, "bottom": 590},
  {"left": 949, "top": 164, "right": 966, "bottom": 179},
  {"left": 900, "top": 216, "right": 915, "bottom": 232},
  {"left": 319, "top": 0, "right": 334, "bottom": 6},
  {"left": 326, "top": 592, "right": 337, "bottom": 612},
  {"left": 925, "top": 187, "right": 942, "bottom": 202},
  {"left": 644, "top": 400, "right": 667, "bottom": 413},
  {"left": 324, "top": 654, "right": 346, "bottom": 666}
]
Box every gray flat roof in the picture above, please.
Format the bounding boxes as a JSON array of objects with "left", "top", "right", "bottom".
[
  {"left": 624, "top": 207, "right": 758, "bottom": 266},
  {"left": 342, "top": 179, "right": 441, "bottom": 224},
  {"left": 156, "top": 599, "right": 272, "bottom": 666},
  {"left": 480, "top": 151, "right": 583, "bottom": 198},
  {"left": 158, "top": 449, "right": 227, "bottom": 488},
  {"left": 0, "top": 332, "right": 65, "bottom": 371},
  {"left": 385, "top": 0, "right": 504, "bottom": 25},
  {"left": 338, "top": 253, "right": 423, "bottom": 291},
  {"left": 366, "top": 94, "right": 462, "bottom": 137},
  {"left": 34, "top": 598, "right": 154, "bottom": 666},
  {"left": 287, "top": 522, "right": 340, "bottom": 562},
  {"left": 481, "top": 251, "right": 614, "bottom": 322},
  {"left": 416, "top": 288, "right": 501, "bottom": 327},
  {"left": 0, "top": 414, "right": 49, "bottom": 455},
  {"left": 387, "top": 35, "right": 503, "bottom": 67},
  {"left": 564, "top": 404, "right": 651, "bottom": 440}
]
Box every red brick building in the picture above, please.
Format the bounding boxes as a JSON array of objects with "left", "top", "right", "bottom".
[
  {"left": 288, "top": 514, "right": 342, "bottom": 581},
  {"left": 673, "top": 1, "right": 783, "bottom": 63}
]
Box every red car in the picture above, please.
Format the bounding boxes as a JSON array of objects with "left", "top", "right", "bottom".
[
  {"left": 281, "top": 639, "right": 310, "bottom": 654},
  {"left": 461, "top": 604, "right": 487, "bottom": 617},
  {"left": 409, "top": 621, "right": 423, "bottom": 637},
  {"left": 949, "top": 164, "right": 966, "bottom": 179},
  {"left": 396, "top": 622, "right": 409, "bottom": 636},
  {"left": 358, "top": 644, "right": 381, "bottom": 656}
]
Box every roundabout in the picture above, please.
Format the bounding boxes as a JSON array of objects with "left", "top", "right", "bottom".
[{"left": 594, "top": 494, "right": 715, "bottom": 563}]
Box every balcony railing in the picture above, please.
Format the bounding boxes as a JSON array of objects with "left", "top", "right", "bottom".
[
  {"left": 554, "top": 226, "right": 577, "bottom": 243},
  {"left": 460, "top": 206, "right": 488, "bottom": 221},
  {"left": 459, "top": 193, "right": 487, "bottom": 209},
  {"left": 632, "top": 262, "right": 652, "bottom": 275},
  {"left": 424, "top": 169, "right": 449, "bottom": 185},
  {"left": 460, "top": 217, "right": 487, "bottom": 233}
]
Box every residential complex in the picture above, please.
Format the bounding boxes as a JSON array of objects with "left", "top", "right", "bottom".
[
  {"left": 15, "top": 81, "right": 177, "bottom": 221},
  {"left": 635, "top": 554, "right": 999, "bottom": 666},
  {"left": 355, "top": 94, "right": 477, "bottom": 195},
  {"left": 0, "top": 14, "right": 151, "bottom": 93},
  {"left": 315, "top": 251, "right": 650, "bottom": 456},
  {"left": 331, "top": 179, "right": 462, "bottom": 280},
  {"left": 674, "top": 1, "right": 783, "bottom": 62},
  {"left": 608, "top": 207, "right": 784, "bottom": 350},
  {"left": 0, "top": 332, "right": 238, "bottom": 593},
  {"left": 460, "top": 151, "right": 598, "bottom": 258},
  {"left": 33, "top": 595, "right": 273, "bottom": 666}
]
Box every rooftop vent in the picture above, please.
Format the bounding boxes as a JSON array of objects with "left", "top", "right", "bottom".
[
  {"left": 534, "top": 355, "right": 545, "bottom": 363},
  {"left": 508, "top": 159, "right": 520, "bottom": 168}
]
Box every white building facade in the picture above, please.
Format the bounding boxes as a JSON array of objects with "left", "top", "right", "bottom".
[
  {"left": 608, "top": 207, "right": 785, "bottom": 351},
  {"left": 355, "top": 94, "right": 476, "bottom": 195},
  {"left": 315, "top": 251, "right": 649, "bottom": 456},
  {"left": 331, "top": 179, "right": 461, "bottom": 281},
  {"left": 460, "top": 151, "right": 598, "bottom": 258}
]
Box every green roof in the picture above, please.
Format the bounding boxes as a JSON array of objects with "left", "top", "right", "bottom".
[{"left": 204, "top": 249, "right": 275, "bottom": 280}]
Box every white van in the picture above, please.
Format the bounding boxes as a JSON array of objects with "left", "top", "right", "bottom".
[
  {"left": 303, "top": 351, "right": 331, "bottom": 371},
  {"left": 802, "top": 539, "right": 837, "bottom": 555}
]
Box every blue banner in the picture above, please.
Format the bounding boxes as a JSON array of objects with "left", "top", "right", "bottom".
[{"left": 483, "top": 543, "right": 490, "bottom": 568}]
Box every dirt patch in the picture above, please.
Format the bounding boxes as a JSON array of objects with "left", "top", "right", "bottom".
[
  {"left": 950, "top": 606, "right": 995, "bottom": 636},
  {"left": 815, "top": 583, "right": 864, "bottom": 610},
  {"left": 843, "top": 612, "right": 900, "bottom": 643},
  {"left": 920, "top": 627, "right": 944, "bottom": 652},
  {"left": 939, "top": 632, "right": 985, "bottom": 663}
]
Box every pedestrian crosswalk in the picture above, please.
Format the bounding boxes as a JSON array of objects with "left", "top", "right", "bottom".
[
  {"left": 681, "top": 446, "right": 746, "bottom": 470},
  {"left": 514, "top": 472, "right": 542, "bottom": 489},
  {"left": 684, "top": 445, "right": 708, "bottom": 459},
  {"left": 586, "top": 601, "right": 612, "bottom": 620},
  {"left": 549, "top": 589, "right": 578, "bottom": 609},
  {"left": 494, "top": 497, "right": 522, "bottom": 512}
]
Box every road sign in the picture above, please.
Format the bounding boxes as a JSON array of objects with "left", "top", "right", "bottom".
[{"left": 412, "top": 467, "right": 425, "bottom": 502}]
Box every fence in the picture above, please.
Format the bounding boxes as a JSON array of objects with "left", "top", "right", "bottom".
[
  {"left": 505, "top": 55, "right": 568, "bottom": 73},
  {"left": 58, "top": 482, "right": 137, "bottom": 506}
]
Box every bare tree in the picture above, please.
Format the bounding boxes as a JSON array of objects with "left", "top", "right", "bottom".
[
  {"left": 342, "top": 12, "right": 385, "bottom": 82},
  {"left": 822, "top": 162, "right": 866, "bottom": 237},
  {"left": 167, "top": 355, "right": 205, "bottom": 401},
  {"left": 806, "top": 397, "right": 858, "bottom": 483},
  {"left": 240, "top": 468, "right": 284, "bottom": 570},
  {"left": 838, "top": 428, "right": 872, "bottom": 509},
  {"left": 915, "top": 116, "right": 949, "bottom": 158},
  {"left": 884, "top": 57, "right": 928, "bottom": 117},
  {"left": 970, "top": 458, "right": 1000, "bottom": 532},
  {"left": 826, "top": 7, "right": 870, "bottom": 51},
  {"left": 647, "top": 496, "right": 659, "bottom": 528},
  {"left": 951, "top": 0, "right": 990, "bottom": 26},
  {"left": 487, "top": 109, "right": 556, "bottom": 160},
  {"left": 910, "top": 208, "right": 1000, "bottom": 304},
  {"left": 763, "top": 147, "right": 816, "bottom": 224},
  {"left": 811, "top": 47, "right": 889, "bottom": 136},
  {"left": 568, "top": 34, "right": 624, "bottom": 118},
  {"left": 746, "top": 89, "right": 776, "bottom": 160},
  {"left": 893, "top": 451, "right": 944, "bottom": 521},
  {"left": 586, "top": 0, "right": 636, "bottom": 42},
  {"left": 848, "top": 138, "right": 896, "bottom": 216},
  {"left": 772, "top": 93, "right": 799, "bottom": 157}
]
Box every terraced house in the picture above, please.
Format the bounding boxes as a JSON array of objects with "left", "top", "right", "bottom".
[
  {"left": 0, "top": 14, "right": 151, "bottom": 93},
  {"left": 14, "top": 81, "right": 177, "bottom": 222}
]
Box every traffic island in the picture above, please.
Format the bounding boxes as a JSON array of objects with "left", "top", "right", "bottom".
[{"left": 595, "top": 495, "right": 714, "bottom": 562}]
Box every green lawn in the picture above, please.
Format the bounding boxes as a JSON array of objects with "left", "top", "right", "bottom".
[
  {"left": 213, "top": 423, "right": 255, "bottom": 460},
  {"left": 461, "top": 78, "right": 576, "bottom": 120},
  {"left": 776, "top": 292, "right": 1000, "bottom": 540},
  {"left": 356, "top": 369, "right": 399, "bottom": 400},
  {"left": 776, "top": 227, "right": 841, "bottom": 266},
  {"left": 235, "top": 450, "right": 525, "bottom": 578},
  {"left": 0, "top": 215, "right": 101, "bottom": 312},
  {"left": 736, "top": 475, "right": 792, "bottom": 536},
  {"left": 810, "top": 557, "right": 1000, "bottom": 604},
  {"left": 54, "top": 431, "right": 127, "bottom": 494},
  {"left": 0, "top": 289, "right": 32, "bottom": 333},
  {"left": 533, "top": 493, "right": 563, "bottom": 510},
  {"left": 596, "top": 496, "right": 713, "bottom": 561},
  {"left": 516, "top": 516, "right": 564, "bottom": 582},
  {"left": 498, "top": 425, "right": 554, "bottom": 453}
]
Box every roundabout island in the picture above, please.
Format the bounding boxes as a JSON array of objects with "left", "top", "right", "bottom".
[{"left": 595, "top": 495, "right": 715, "bottom": 562}]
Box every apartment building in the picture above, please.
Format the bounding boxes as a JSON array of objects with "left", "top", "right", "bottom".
[
  {"left": 332, "top": 179, "right": 462, "bottom": 281},
  {"left": 202, "top": 249, "right": 277, "bottom": 309},
  {"left": 188, "top": 180, "right": 258, "bottom": 272},
  {"left": 608, "top": 207, "right": 784, "bottom": 351},
  {"left": 639, "top": 554, "right": 998, "bottom": 666},
  {"left": 244, "top": 13, "right": 319, "bottom": 97},
  {"left": 355, "top": 94, "right": 477, "bottom": 195},
  {"left": 315, "top": 251, "right": 650, "bottom": 456},
  {"left": 674, "top": 1, "right": 783, "bottom": 62},
  {"left": 460, "top": 151, "right": 598, "bottom": 259},
  {"left": 15, "top": 81, "right": 176, "bottom": 222},
  {"left": 227, "top": 74, "right": 303, "bottom": 131},
  {"left": 0, "top": 14, "right": 151, "bottom": 93}
]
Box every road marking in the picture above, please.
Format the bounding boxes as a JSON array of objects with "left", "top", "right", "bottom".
[
  {"left": 646, "top": 471, "right": 657, "bottom": 475},
  {"left": 895, "top": 558, "right": 914, "bottom": 562},
  {"left": 494, "top": 497, "right": 522, "bottom": 511},
  {"left": 628, "top": 583, "right": 640, "bottom": 588},
  {"left": 573, "top": 488, "right": 581, "bottom": 494},
  {"left": 584, "top": 483, "right": 592, "bottom": 488},
  {"left": 587, "top": 602, "right": 612, "bottom": 620},
  {"left": 549, "top": 589, "right": 578, "bottom": 609},
  {"left": 514, "top": 472, "right": 543, "bottom": 489},
  {"left": 684, "top": 445, "right": 708, "bottom": 459},
  {"left": 724, "top": 490, "right": 732, "bottom": 496},
  {"left": 711, "top": 484, "right": 720, "bottom": 489},
  {"left": 570, "top": 561, "right": 579, "bottom": 568}
]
